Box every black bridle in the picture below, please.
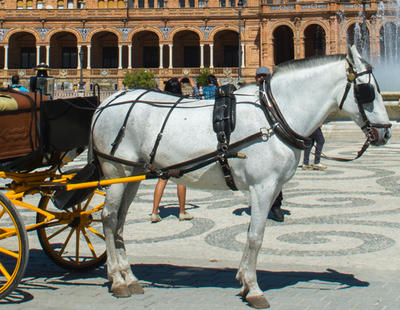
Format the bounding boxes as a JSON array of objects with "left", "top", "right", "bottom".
[
  {"left": 321, "top": 59, "right": 392, "bottom": 162},
  {"left": 338, "top": 59, "right": 392, "bottom": 143}
]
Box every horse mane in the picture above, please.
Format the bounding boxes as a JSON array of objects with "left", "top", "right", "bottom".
[{"left": 273, "top": 54, "right": 346, "bottom": 77}]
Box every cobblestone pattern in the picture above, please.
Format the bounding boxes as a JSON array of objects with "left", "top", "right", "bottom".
[{"left": 2, "top": 123, "right": 400, "bottom": 309}]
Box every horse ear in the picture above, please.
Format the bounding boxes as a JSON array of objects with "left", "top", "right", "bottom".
[
  {"left": 346, "top": 45, "right": 356, "bottom": 67},
  {"left": 348, "top": 45, "right": 364, "bottom": 69}
]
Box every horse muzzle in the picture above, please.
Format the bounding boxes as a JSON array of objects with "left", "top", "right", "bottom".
[{"left": 366, "top": 123, "right": 392, "bottom": 146}]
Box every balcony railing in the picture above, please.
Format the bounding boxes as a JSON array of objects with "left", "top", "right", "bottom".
[{"left": 260, "top": 0, "right": 376, "bottom": 13}]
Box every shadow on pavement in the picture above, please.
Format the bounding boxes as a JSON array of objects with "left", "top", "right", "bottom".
[
  {"left": 132, "top": 264, "right": 369, "bottom": 291},
  {"left": 157, "top": 203, "right": 200, "bottom": 219},
  {"left": 1, "top": 250, "right": 369, "bottom": 305}
]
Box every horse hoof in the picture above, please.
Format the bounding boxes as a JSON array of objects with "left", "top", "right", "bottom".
[
  {"left": 128, "top": 281, "right": 144, "bottom": 294},
  {"left": 112, "top": 284, "right": 131, "bottom": 298},
  {"left": 238, "top": 287, "right": 249, "bottom": 298},
  {"left": 246, "top": 295, "right": 270, "bottom": 309}
]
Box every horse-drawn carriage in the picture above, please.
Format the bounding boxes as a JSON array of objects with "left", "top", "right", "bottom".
[
  {"left": 0, "top": 84, "right": 108, "bottom": 299},
  {"left": 0, "top": 46, "right": 393, "bottom": 308}
]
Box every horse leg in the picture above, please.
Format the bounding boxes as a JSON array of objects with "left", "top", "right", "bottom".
[
  {"left": 236, "top": 184, "right": 277, "bottom": 309},
  {"left": 102, "top": 182, "right": 131, "bottom": 297},
  {"left": 114, "top": 182, "right": 144, "bottom": 294}
]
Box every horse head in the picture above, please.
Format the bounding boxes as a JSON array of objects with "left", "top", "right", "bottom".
[{"left": 340, "top": 45, "right": 391, "bottom": 146}]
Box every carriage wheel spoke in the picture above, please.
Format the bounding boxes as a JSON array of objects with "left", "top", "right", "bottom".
[
  {"left": 47, "top": 224, "right": 70, "bottom": 240},
  {"left": 82, "top": 192, "right": 95, "bottom": 211},
  {"left": 91, "top": 219, "right": 102, "bottom": 223},
  {"left": 0, "top": 246, "right": 18, "bottom": 259},
  {"left": 75, "top": 227, "right": 80, "bottom": 263},
  {"left": 87, "top": 226, "right": 105, "bottom": 240},
  {"left": 0, "top": 262, "right": 11, "bottom": 280},
  {"left": 59, "top": 227, "right": 75, "bottom": 256},
  {"left": 81, "top": 227, "right": 97, "bottom": 259},
  {"left": 0, "top": 207, "right": 5, "bottom": 220}
]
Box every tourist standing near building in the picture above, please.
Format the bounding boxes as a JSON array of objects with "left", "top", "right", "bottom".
[{"left": 151, "top": 77, "right": 194, "bottom": 223}]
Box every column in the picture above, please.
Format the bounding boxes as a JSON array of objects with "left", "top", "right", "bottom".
[
  {"left": 36, "top": 46, "right": 40, "bottom": 65},
  {"left": 241, "top": 43, "right": 245, "bottom": 68},
  {"left": 159, "top": 44, "right": 163, "bottom": 69},
  {"left": 128, "top": 44, "right": 132, "bottom": 69},
  {"left": 118, "top": 44, "right": 123, "bottom": 69},
  {"left": 46, "top": 45, "right": 50, "bottom": 65},
  {"left": 200, "top": 44, "right": 204, "bottom": 68},
  {"left": 168, "top": 44, "right": 173, "bottom": 68},
  {"left": 4, "top": 45, "right": 8, "bottom": 70},
  {"left": 87, "top": 45, "right": 91, "bottom": 69},
  {"left": 78, "top": 45, "right": 82, "bottom": 69},
  {"left": 209, "top": 44, "right": 214, "bottom": 68}
]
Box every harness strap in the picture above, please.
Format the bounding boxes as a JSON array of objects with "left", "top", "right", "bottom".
[
  {"left": 149, "top": 96, "right": 184, "bottom": 164},
  {"left": 155, "top": 132, "right": 263, "bottom": 191},
  {"left": 260, "top": 78, "right": 312, "bottom": 150},
  {"left": 94, "top": 149, "right": 147, "bottom": 168},
  {"left": 95, "top": 131, "right": 264, "bottom": 190},
  {"left": 218, "top": 156, "right": 238, "bottom": 190},
  {"left": 339, "top": 81, "right": 352, "bottom": 110},
  {"left": 110, "top": 90, "right": 150, "bottom": 155}
]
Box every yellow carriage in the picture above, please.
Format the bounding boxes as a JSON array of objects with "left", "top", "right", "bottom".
[{"left": 0, "top": 87, "right": 107, "bottom": 299}]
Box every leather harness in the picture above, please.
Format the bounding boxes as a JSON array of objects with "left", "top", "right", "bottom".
[{"left": 92, "top": 58, "right": 391, "bottom": 189}]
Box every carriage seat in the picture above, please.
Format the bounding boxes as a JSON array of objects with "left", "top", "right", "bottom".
[
  {"left": 0, "top": 90, "right": 44, "bottom": 161},
  {"left": 0, "top": 93, "right": 18, "bottom": 111}
]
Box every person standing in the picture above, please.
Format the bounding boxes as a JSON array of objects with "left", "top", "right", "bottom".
[
  {"left": 255, "top": 66, "right": 285, "bottom": 222},
  {"left": 202, "top": 74, "right": 219, "bottom": 99},
  {"left": 151, "top": 77, "right": 193, "bottom": 223},
  {"left": 11, "top": 75, "right": 28, "bottom": 92},
  {"left": 302, "top": 126, "right": 327, "bottom": 170}
]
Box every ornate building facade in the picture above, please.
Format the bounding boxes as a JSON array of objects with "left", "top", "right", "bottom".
[{"left": 0, "top": 0, "right": 397, "bottom": 90}]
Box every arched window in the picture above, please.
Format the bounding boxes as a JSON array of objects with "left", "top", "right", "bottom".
[
  {"left": 98, "top": 0, "right": 105, "bottom": 8},
  {"left": 57, "top": 0, "right": 64, "bottom": 9},
  {"left": 107, "top": 0, "right": 115, "bottom": 8},
  {"left": 16, "top": 0, "right": 24, "bottom": 9},
  {"left": 67, "top": 0, "right": 74, "bottom": 8}
]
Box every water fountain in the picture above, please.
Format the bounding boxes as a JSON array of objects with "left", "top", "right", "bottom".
[{"left": 353, "top": 0, "right": 400, "bottom": 98}]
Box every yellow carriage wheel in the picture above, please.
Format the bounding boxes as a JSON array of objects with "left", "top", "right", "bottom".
[
  {"left": 0, "top": 192, "right": 29, "bottom": 299},
  {"left": 36, "top": 189, "right": 106, "bottom": 271}
]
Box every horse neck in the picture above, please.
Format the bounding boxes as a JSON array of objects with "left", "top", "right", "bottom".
[{"left": 270, "top": 59, "right": 345, "bottom": 136}]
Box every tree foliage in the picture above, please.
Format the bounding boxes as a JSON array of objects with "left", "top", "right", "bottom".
[
  {"left": 196, "top": 68, "right": 212, "bottom": 87},
  {"left": 123, "top": 70, "right": 156, "bottom": 89}
]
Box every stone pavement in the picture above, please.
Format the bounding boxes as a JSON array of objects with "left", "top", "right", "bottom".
[{"left": 2, "top": 121, "right": 400, "bottom": 310}]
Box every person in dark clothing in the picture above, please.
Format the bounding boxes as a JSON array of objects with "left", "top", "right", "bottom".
[{"left": 302, "top": 126, "right": 327, "bottom": 170}]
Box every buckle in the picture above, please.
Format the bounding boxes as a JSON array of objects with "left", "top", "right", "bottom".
[{"left": 260, "top": 127, "right": 273, "bottom": 141}]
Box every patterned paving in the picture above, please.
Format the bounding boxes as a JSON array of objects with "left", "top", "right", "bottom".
[{"left": 2, "top": 122, "right": 400, "bottom": 309}]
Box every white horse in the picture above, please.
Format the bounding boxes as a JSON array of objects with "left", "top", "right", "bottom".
[{"left": 91, "top": 46, "right": 391, "bottom": 308}]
